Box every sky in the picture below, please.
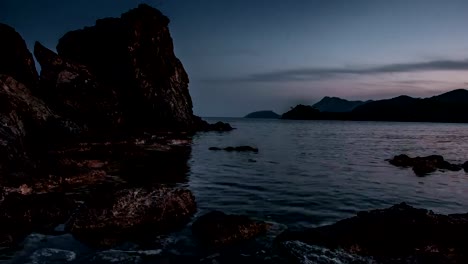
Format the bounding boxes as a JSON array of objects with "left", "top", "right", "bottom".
[{"left": 2, "top": 0, "right": 468, "bottom": 117}]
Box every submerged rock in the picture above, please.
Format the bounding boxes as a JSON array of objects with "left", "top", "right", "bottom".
[
  {"left": 388, "top": 154, "right": 462, "bottom": 176},
  {"left": 209, "top": 146, "right": 259, "bottom": 152},
  {"left": 277, "top": 203, "right": 468, "bottom": 263},
  {"left": 192, "top": 211, "right": 269, "bottom": 246},
  {"left": 68, "top": 187, "right": 196, "bottom": 247},
  {"left": 0, "top": 23, "right": 38, "bottom": 88}
]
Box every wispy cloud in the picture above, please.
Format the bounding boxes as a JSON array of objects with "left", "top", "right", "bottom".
[{"left": 223, "top": 59, "right": 468, "bottom": 82}]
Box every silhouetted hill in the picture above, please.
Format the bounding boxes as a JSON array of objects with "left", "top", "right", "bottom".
[
  {"left": 313, "top": 96, "right": 368, "bottom": 112},
  {"left": 244, "top": 110, "right": 280, "bottom": 119},
  {"left": 282, "top": 89, "right": 468, "bottom": 123}
]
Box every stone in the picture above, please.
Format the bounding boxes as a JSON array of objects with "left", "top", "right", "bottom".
[
  {"left": 277, "top": 203, "right": 468, "bottom": 263},
  {"left": 67, "top": 187, "right": 196, "bottom": 247},
  {"left": 192, "top": 211, "right": 269, "bottom": 247}
]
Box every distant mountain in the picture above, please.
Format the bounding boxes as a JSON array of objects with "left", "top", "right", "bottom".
[
  {"left": 244, "top": 110, "right": 280, "bottom": 119},
  {"left": 313, "top": 96, "right": 369, "bottom": 112},
  {"left": 352, "top": 89, "right": 468, "bottom": 122},
  {"left": 281, "top": 105, "right": 320, "bottom": 120},
  {"left": 282, "top": 89, "right": 468, "bottom": 123}
]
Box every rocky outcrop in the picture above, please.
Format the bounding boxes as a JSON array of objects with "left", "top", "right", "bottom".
[
  {"left": 192, "top": 211, "right": 269, "bottom": 247},
  {"left": 388, "top": 154, "right": 463, "bottom": 176},
  {"left": 0, "top": 23, "right": 38, "bottom": 88},
  {"left": 68, "top": 187, "right": 196, "bottom": 247},
  {"left": 0, "top": 75, "right": 56, "bottom": 183},
  {"left": 277, "top": 203, "right": 468, "bottom": 263},
  {"left": 34, "top": 42, "right": 122, "bottom": 136},
  {"left": 209, "top": 146, "right": 259, "bottom": 152},
  {"left": 55, "top": 4, "right": 196, "bottom": 131}
]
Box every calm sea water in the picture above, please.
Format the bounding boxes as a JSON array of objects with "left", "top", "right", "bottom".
[{"left": 6, "top": 119, "right": 468, "bottom": 263}]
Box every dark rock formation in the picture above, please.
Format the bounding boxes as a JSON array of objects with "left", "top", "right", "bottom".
[
  {"left": 0, "top": 191, "right": 75, "bottom": 247},
  {"left": 388, "top": 154, "right": 462, "bottom": 176},
  {"left": 0, "top": 75, "right": 56, "bottom": 183},
  {"left": 34, "top": 42, "right": 122, "bottom": 136},
  {"left": 55, "top": 4, "right": 197, "bottom": 131},
  {"left": 277, "top": 203, "right": 468, "bottom": 263},
  {"left": 209, "top": 146, "right": 259, "bottom": 152},
  {"left": 0, "top": 23, "right": 38, "bottom": 88},
  {"left": 68, "top": 187, "right": 196, "bottom": 247},
  {"left": 192, "top": 211, "right": 269, "bottom": 246},
  {"left": 244, "top": 110, "right": 280, "bottom": 119},
  {"left": 313, "top": 96, "right": 369, "bottom": 113}
]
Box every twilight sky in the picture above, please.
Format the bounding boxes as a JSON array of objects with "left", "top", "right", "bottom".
[{"left": 3, "top": 0, "right": 468, "bottom": 117}]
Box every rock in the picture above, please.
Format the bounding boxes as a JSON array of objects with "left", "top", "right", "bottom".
[
  {"left": 192, "top": 211, "right": 269, "bottom": 247},
  {"left": 55, "top": 4, "right": 200, "bottom": 132},
  {"left": 0, "top": 23, "right": 38, "bottom": 88},
  {"left": 205, "top": 121, "right": 234, "bottom": 132},
  {"left": 0, "top": 75, "right": 56, "bottom": 182},
  {"left": 34, "top": 42, "right": 122, "bottom": 136},
  {"left": 388, "top": 154, "right": 462, "bottom": 176},
  {"left": 0, "top": 192, "right": 75, "bottom": 247},
  {"left": 462, "top": 161, "right": 468, "bottom": 172},
  {"left": 67, "top": 187, "right": 196, "bottom": 247},
  {"left": 277, "top": 203, "right": 468, "bottom": 263},
  {"left": 209, "top": 146, "right": 259, "bottom": 152}
]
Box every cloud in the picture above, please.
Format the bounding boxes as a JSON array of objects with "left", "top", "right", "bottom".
[{"left": 234, "top": 59, "right": 468, "bottom": 82}]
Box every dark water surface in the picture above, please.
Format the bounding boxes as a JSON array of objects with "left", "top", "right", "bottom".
[{"left": 6, "top": 119, "right": 468, "bottom": 263}]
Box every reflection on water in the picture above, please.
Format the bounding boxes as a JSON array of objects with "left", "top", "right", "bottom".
[{"left": 190, "top": 118, "right": 468, "bottom": 229}]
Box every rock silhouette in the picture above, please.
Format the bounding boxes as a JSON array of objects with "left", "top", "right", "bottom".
[
  {"left": 0, "top": 23, "right": 38, "bottom": 88},
  {"left": 388, "top": 154, "right": 463, "bottom": 176}
]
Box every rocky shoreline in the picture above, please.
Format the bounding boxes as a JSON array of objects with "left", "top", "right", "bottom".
[{"left": 2, "top": 4, "right": 468, "bottom": 264}]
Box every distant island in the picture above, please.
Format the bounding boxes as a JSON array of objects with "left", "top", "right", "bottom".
[
  {"left": 282, "top": 89, "right": 468, "bottom": 123},
  {"left": 244, "top": 110, "right": 280, "bottom": 119}
]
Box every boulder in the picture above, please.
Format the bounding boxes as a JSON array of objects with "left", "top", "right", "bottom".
[
  {"left": 56, "top": 4, "right": 197, "bottom": 131},
  {"left": 388, "top": 154, "right": 462, "bottom": 176},
  {"left": 67, "top": 187, "right": 196, "bottom": 247},
  {"left": 0, "top": 23, "right": 38, "bottom": 88},
  {"left": 34, "top": 42, "right": 122, "bottom": 136},
  {"left": 192, "top": 211, "right": 269, "bottom": 246},
  {"left": 277, "top": 203, "right": 468, "bottom": 263}
]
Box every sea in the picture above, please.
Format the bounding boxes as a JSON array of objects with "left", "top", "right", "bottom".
[{"left": 4, "top": 118, "right": 468, "bottom": 263}]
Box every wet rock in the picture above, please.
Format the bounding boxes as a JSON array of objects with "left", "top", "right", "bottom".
[
  {"left": 68, "top": 187, "right": 196, "bottom": 247},
  {"left": 0, "top": 192, "right": 75, "bottom": 247},
  {"left": 209, "top": 146, "right": 259, "bottom": 152},
  {"left": 277, "top": 203, "right": 468, "bottom": 263},
  {"left": 388, "top": 154, "right": 462, "bottom": 176},
  {"left": 0, "top": 23, "right": 38, "bottom": 88},
  {"left": 192, "top": 211, "right": 269, "bottom": 247},
  {"left": 34, "top": 42, "right": 122, "bottom": 136}
]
